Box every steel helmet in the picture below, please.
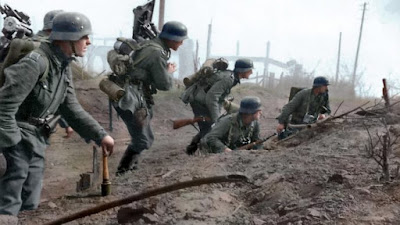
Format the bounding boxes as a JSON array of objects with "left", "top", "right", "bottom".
[
  {"left": 313, "top": 76, "right": 330, "bottom": 87},
  {"left": 239, "top": 96, "right": 262, "bottom": 114},
  {"left": 49, "top": 12, "right": 92, "bottom": 41},
  {"left": 159, "top": 21, "right": 188, "bottom": 42},
  {"left": 234, "top": 58, "right": 254, "bottom": 73},
  {"left": 42, "top": 10, "right": 64, "bottom": 31}
]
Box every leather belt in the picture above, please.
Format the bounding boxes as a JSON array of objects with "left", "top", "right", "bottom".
[{"left": 27, "top": 115, "right": 55, "bottom": 126}]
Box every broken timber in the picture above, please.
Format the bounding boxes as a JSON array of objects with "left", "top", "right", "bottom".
[{"left": 44, "top": 174, "right": 248, "bottom": 225}]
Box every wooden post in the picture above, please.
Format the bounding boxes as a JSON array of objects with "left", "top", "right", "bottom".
[
  {"left": 158, "top": 0, "right": 165, "bottom": 31},
  {"left": 269, "top": 72, "right": 275, "bottom": 89},
  {"left": 382, "top": 78, "right": 390, "bottom": 110},
  {"left": 335, "top": 32, "right": 342, "bottom": 84},
  {"left": 263, "top": 41, "right": 270, "bottom": 88},
  {"left": 352, "top": 2, "right": 367, "bottom": 92},
  {"left": 236, "top": 40, "right": 240, "bottom": 56},
  {"left": 206, "top": 22, "right": 212, "bottom": 59}
]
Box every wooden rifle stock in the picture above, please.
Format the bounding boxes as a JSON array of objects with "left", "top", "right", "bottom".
[
  {"left": 172, "top": 116, "right": 211, "bottom": 129},
  {"left": 238, "top": 133, "right": 277, "bottom": 150}
]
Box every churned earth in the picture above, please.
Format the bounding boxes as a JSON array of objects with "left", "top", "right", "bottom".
[{"left": 11, "top": 77, "right": 400, "bottom": 225}]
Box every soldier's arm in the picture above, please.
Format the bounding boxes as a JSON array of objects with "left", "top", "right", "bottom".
[
  {"left": 277, "top": 89, "right": 307, "bottom": 124},
  {"left": 324, "top": 93, "right": 331, "bottom": 115},
  {"left": 58, "top": 71, "right": 108, "bottom": 146},
  {"left": 204, "top": 117, "right": 231, "bottom": 153},
  {"left": 0, "top": 55, "right": 44, "bottom": 147},
  {"left": 251, "top": 122, "right": 262, "bottom": 150},
  {"left": 205, "top": 78, "right": 232, "bottom": 122},
  {"left": 146, "top": 48, "right": 173, "bottom": 91}
]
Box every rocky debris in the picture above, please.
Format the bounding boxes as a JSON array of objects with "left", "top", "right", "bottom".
[{"left": 0, "top": 215, "right": 18, "bottom": 225}]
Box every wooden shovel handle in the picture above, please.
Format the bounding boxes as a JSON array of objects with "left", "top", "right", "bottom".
[{"left": 103, "top": 155, "right": 109, "bottom": 181}]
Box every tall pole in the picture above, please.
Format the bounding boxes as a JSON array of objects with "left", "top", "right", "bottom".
[
  {"left": 263, "top": 41, "right": 270, "bottom": 88},
  {"left": 335, "top": 32, "right": 342, "bottom": 84},
  {"left": 236, "top": 40, "right": 240, "bottom": 56},
  {"left": 158, "top": 0, "right": 165, "bottom": 31},
  {"left": 206, "top": 22, "right": 212, "bottom": 59},
  {"left": 352, "top": 2, "right": 367, "bottom": 92}
]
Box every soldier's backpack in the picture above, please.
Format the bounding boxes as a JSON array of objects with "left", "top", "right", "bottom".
[
  {"left": 289, "top": 87, "right": 305, "bottom": 102},
  {"left": 100, "top": 37, "right": 165, "bottom": 102},
  {"left": 180, "top": 58, "right": 229, "bottom": 104},
  {"left": 0, "top": 38, "right": 48, "bottom": 87},
  {"left": 183, "top": 57, "right": 228, "bottom": 88}
]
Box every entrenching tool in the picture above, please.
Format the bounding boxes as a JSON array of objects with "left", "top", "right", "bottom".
[{"left": 101, "top": 153, "right": 111, "bottom": 196}]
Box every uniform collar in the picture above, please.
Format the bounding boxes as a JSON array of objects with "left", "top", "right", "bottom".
[
  {"left": 154, "top": 37, "right": 171, "bottom": 55},
  {"left": 41, "top": 42, "right": 74, "bottom": 68}
]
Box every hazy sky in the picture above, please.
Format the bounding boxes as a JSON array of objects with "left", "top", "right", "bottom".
[{"left": 5, "top": 0, "right": 400, "bottom": 97}]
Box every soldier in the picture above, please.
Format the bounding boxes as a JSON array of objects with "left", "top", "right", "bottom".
[
  {"left": 276, "top": 76, "right": 331, "bottom": 139},
  {"left": 35, "top": 9, "right": 64, "bottom": 39},
  {"left": 113, "top": 21, "right": 187, "bottom": 176},
  {"left": 34, "top": 9, "right": 74, "bottom": 138},
  {"left": 201, "top": 96, "right": 262, "bottom": 153},
  {"left": 0, "top": 12, "right": 114, "bottom": 216},
  {"left": 185, "top": 58, "right": 254, "bottom": 155}
]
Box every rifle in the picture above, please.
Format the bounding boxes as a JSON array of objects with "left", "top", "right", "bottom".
[
  {"left": 238, "top": 133, "right": 277, "bottom": 150},
  {"left": 132, "top": 0, "right": 158, "bottom": 41},
  {"left": 172, "top": 116, "right": 211, "bottom": 130}
]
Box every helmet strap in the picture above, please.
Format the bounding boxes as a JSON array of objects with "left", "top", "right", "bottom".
[{"left": 69, "top": 41, "right": 77, "bottom": 56}]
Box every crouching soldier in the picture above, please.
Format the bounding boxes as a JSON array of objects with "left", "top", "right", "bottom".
[
  {"left": 0, "top": 12, "right": 114, "bottom": 216},
  {"left": 201, "top": 96, "right": 262, "bottom": 153},
  {"left": 184, "top": 58, "right": 254, "bottom": 155},
  {"left": 276, "top": 76, "right": 331, "bottom": 139}
]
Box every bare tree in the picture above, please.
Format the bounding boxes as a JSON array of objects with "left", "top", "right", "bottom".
[{"left": 364, "top": 119, "right": 399, "bottom": 182}]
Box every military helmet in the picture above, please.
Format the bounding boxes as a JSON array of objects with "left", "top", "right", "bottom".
[
  {"left": 313, "top": 76, "right": 330, "bottom": 87},
  {"left": 49, "top": 12, "right": 92, "bottom": 41},
  {"left": 239, "top": 96, "right": 262, "bottom": 114},
  {"left": 234, "top": 58, "right": 254, "bottom": 73},
  {"left": 159, "top": 21, "right": 188, "bottom": 42},
  {"left": 43, "top": 10, "right": 64, "bottom": 31}
]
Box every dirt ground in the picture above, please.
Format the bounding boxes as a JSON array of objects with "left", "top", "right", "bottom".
[{"left": 12, "top": 78, "right": 400, "bottom": 225}]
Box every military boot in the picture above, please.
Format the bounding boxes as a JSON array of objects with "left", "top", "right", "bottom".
[
  {"left": 186, "top": 143, "right": 198, "bottom": 155},
  {"left": 116, "top": 150, "right": 140, "bottom": 176},
  {"left": 186, "top": 134, "right": 201, "bottom": 155}
]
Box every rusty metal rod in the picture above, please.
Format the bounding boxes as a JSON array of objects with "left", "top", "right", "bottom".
[{"left": 44, "top": 174, "right": 248, "bottom": 225}]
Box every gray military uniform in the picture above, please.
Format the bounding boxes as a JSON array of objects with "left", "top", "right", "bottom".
[
  {"left": 187, "top": 70, "right": 239, "bottom": 148},
  {"left": 201, "top": 112, "right": 261, "bottom": 153},
  {"left": 277, "top": 88, "right": 331, "bottom": 125},
  {"left": 33, "top": 29, "right": 70, "bottom": 129},
  {"left": 0, "top": 42, "right": 107, "bottom": 215},
  {"left": 113, "top": 37, "right": 172, "bottom": 154}
]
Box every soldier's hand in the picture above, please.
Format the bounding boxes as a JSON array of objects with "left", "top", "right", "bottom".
[
  {"left": 276, "top": 124, "right": 285, "bottom": 133},
  {"left": 64, "top": 126, "right": 74, "bottom": 138},
  {"left": 101, "top": 135, "right": 114, "bottom": 156},
  {"left": 167, "top": 62, "right": 177, "bottom": 73},
  {"left": 224, "top": 148, "right": 232, "bottom": 153},
  {"left": 318, "top": 114, "right": 327, "bottom": 120}
]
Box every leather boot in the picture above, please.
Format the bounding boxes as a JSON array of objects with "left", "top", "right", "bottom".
[
  {"left": 116, "top": 150, "right": 139, "bottom": 176},
  {"left": 186, "top": 134, "right": 201, "bottom": 155}
]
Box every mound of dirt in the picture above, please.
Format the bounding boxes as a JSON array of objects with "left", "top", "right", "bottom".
[{"left": 16, "top": 79, "right": 400, "bottom": 225}]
